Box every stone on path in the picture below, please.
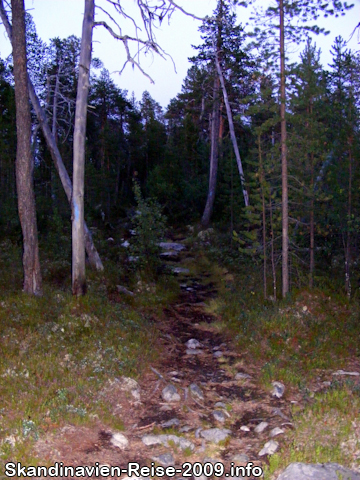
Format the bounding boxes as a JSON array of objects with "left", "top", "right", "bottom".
[
  {"left": 110, "top": 432, "right": 129, "bottom": 449},
  {"left": 142, "top": 434, "right": 194, "bottom": 451},
  {"left": 333, "top": 370, "right": 360, "bottom": 376},
  {"left": 276, "top": 463, "right": 360, "bottom": 480},
  {"left": 214, "top": 401, "right": 227, "bottom": 409},
  {"left": 259, "top": 439, "right": 279, "bottom": 456},
  {"left": 270, "top": 427, "right": 284, "bottom": 437},
  {"left": 189, "top": 383, "right": 204, "bottom": 401},
  {"left": 162, "top": 384, "right": 181, "bottom": 402},
  {"left": 272, "top": 381, "right": 285, "bottom": 398},
  {"left": 160, "top": 251, "right": 179, "bottom": 259},
  {"left": 213, "top": 410, "right": 227, "bottom": 423},
  {"left": 119, "top": 376, "right": 141, "bottom": 401},
  {"left": 235, "top": 372, "right": 251, "bottom": 380},
  {"left": 151, "top": 453, "right": 175, "bottom": 467},
  {"left": 254, "top": 421, "right": 268, "bottom": 433},
  {"left": 240, "top": 426, "right": 250, "bottom": 432},
  {"left": 213, "top": 351, "right": 223, "bottom": 358},
  {"left": 186, "top": 349, "right": 203, "bottom": 355},
  {"left": 172, "top": 267, "right": 190, "bottom": 275},
  {"left": 142, "top": 434, "right": 163, "bottom": 446},
  {"left": 186, "top": 339, "right": 201, "bottom": 349},
  {"left": 161, "top": 418, "right": 180, "bottom": 428},
  {"left": 200, "top": 428, "right": 231, "bottom": 444},
  {"left": 159, "top": 242, "right": 185, "bottom": 252},
  {"left": 232, "top": 453, "right": 250, "bottom": 463}
]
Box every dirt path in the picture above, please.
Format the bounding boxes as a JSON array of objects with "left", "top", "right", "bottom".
[{"left": 34, "top": 242, "right": 293, "bottom": 479}]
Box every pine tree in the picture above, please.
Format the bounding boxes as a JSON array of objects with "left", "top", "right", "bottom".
[{"left": 248, "top": 0, "right": 353, "bottom": 297}]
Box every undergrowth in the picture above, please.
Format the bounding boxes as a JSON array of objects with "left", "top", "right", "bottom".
[
  {"left": 0, "top": 237, "right": 164, "bottom": 470},
  {"left": 201, "top": 232, "right": 360, "bottom": 476}
]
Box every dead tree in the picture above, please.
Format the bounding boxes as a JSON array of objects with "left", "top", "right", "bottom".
[{"left": 11, "top": 0, "right": 42, "bottom": 295}]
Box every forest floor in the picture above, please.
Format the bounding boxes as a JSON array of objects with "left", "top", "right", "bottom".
[{"left": 1, "top": 230, "right": 360, "bottom": 479}]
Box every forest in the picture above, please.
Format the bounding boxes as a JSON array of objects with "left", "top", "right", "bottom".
[
  {"left": 0, "top": 0, "right": 358, "bottom": 298},
  {"left": 1, "top": 0, "right": 360, "bottom": 478}
]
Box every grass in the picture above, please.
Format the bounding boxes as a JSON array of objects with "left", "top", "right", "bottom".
[
  {"left": 0, "top": 237, "right": 167, "bottom": 471},
  {"left": 202, "top": 234, "right": 360, "bottom": 477},
  {"left": 2, "top": 229, "right": 360, "bottom": 477},
  {"left": 264, "top": 383, "right": 360, "bottom": 478}
]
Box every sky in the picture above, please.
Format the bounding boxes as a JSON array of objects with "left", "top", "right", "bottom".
[{"left": 0, "top": 0, "right": 359, "bottom": 108}]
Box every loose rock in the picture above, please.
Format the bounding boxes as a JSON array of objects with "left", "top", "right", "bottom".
[
  {"left": 172, "top": 267, "right": 190, "bottom": 275},
  {"left": 254, "top": 421, "right": 269, "bottom": 433},
  {"left": 235, "top": 372, "right": 251, "bottom": 380},
  {"left": 186, "top": 339, "right": 201, "bottom": 349},
  {"left": 259, "top": 439, "right": 279, "bottom": 456},
  {"left": 142, "top": 434, "right": 162, "bottom": 446},
  {"left": 240, "top": 426, "right": 250, "bottom": 432},
  {"left": 332, "top": 370, "right": 360, "bottom": 376},
  {"left": 186, "top": 349, "right": 203, "bottom": 355},
  {"left": 270, "top": 427, "right": 285, "bottom": 437},
  {"left": 232, "top": 453, "right": 250, "bottom": 463},
  {"left": 110, "top": 432, "right": 129, "bottom": 449},
  {"left": 189, "top": 383, "right": 204, "bottom": 401},
  {"left": 161, "top": 418, "right": 180, "bottom": 428},
  {"left": 151, "top": 453, "right": 175, "bottom": 467},
  {"left": 142, "top": 434, "right": 194, "bottom": 451},
  {"left": 200, "top": 428, "right": 231, "bottom": 444},
  {"left": 162, "top": 384, "right": 181, "bottom": 402},
  {"left": 159, "top": 242, "right": 185, "bottom": 252},
  {"left": 119, "top": 377, "right": 141, "bottom": 401},
  {"left": 213, "top": 410, "right": 227, "bottom": 423},
  {"left": 276, "top": 462, "right": 360, "bottom": 480},
  {"left": 213, "top": 351, "right": 223, "bottom": 358},
  {"left": 272, "top": 381, "right": 285, "bottom": 398}
]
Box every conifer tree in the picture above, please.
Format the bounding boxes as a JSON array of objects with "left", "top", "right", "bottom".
[
  {"left": 248, "top": 0, "right": 353, "bottom": 297},
  {"left": 288, "top": 39, "right": 328, "bottom": 288}
]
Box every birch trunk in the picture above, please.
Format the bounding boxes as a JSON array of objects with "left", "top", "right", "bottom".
[
  {"left": 0, "top": 0, "right": 103, "bottom": 272},
  {"left": 72, "top": 0, "right": 94, "bottom": 296},
  {"left": 214, "top": 45, "right": 249, "bottom": 207}
]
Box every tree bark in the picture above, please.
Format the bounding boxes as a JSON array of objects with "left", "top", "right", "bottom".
[
  {"left": 269, "top": 193, "right": 277, "bottom": 301},
  {"left": 280, "top": 0, "right": 289, "bottom": 298},
  {"left": 309, "top": 152, "right": 314, "bottom": 289},
  {"left": 0, "top": 0, "right": 104, "bottom": 272},
  {"left": 201, "top": 74, "right": 220, "bottom": 227},
  {"left": 214, "top": 46, "right": 249, "bottom": 207},
  {"left": 258, "top": 133, "right": 267, "bottom": 300},
  {"left": 11, "top": 0, "right": 42, "bottom": 295},
  {"left": 72, "top": 0, "right": 95, "bottom": 296}
]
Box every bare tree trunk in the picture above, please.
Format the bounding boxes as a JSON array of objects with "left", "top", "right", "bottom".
[
  {"left": 269, "top": 194, "right": 277, "bottom": 301},
  {"left": 214, "top": 45, "right": 249, "bottom": 207},
  {"left": 201, "top": 74, "right": 220, "bottom": 227},
  {"left": 345, "top": 149, "right": 352, "bottom": 298},
  {"left": 258, "top": 133, "right": 267, "bottom": 300},
  {"left": 0, "top": 0, "right": 103, "bottom": 272},
  {"left": 11, "top": 0, "right": 42, "bottom": 295},
  {"left": 309, "top": 153, "right": 315, "bottom": 289},
  {"left": 280, "top": 0, "right": 289, "bottom": 297},
  {"left": 72, "top": 0, "right": 94, "bottom": 296}
]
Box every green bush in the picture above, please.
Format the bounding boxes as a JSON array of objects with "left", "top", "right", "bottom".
[{"left": 129, "top": 181, "right": 166, "bottom": 276}]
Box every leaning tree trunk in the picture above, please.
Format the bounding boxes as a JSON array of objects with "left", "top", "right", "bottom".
[
  {"left": 11, "top": 0, "right": 42, "bottom": 295},
  {"left": 72, "top": 0, "right": 95, "bottom": 296},
  {"left": 202, "top": 75, "right": 220, "bottom": 227},
  {"left": 0, "top": 0, "right": 104, "bottom": 272},
  {"left": 214, "top": 45, "right": 249, "bottom": 207},
  {"left": 280, "top": 0, "right": 289, "bottom": 298}
]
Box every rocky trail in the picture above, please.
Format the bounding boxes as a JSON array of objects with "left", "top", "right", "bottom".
[
  {"left": 32, "top": 238, "right": 360, "bottom": 480},
  {"left": 33, "top": 238, "right": 297, "bottom": 480}
]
